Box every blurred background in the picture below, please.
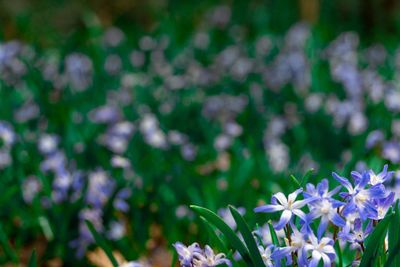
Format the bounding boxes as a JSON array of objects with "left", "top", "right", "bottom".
[
  {"left": 1, "top": 0, "right": 400, "bottom": 266},
  {"left": 1, "top": 0, "right": 400, "bottom": 45}
]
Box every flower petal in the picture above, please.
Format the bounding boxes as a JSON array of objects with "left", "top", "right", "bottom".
[
  {"left": 288, "top": 188, "right": 303, "bottom": 203},
  {"left": 274, "top": 210, "right": 292, "bottom": 230},
  {"left": 330, "top": 212, "right": 345, "bottom": 227},
  {"left": 273, "top": 192, "right": 288, "bottom": 206},
  {"left": 254, "top": 204, "right": 284, "bottom": 213},
  {"left": 332, "top": 172, "right": 353, "bottom": 192},
  {"left": 317, "top": 217, "right": 329, "bottom": 239}
]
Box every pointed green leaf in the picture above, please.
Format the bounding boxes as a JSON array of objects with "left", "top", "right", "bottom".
[
  {"left": 85, "top": 220, "right": 119, "bottom": 267},
  {"left": 170, "top": 250, "right": 177, "bottom": 267},
  {"left": 301, "top": 168, "right": 314, "bottom": 187},
  {"left": 360, "top": 214, "right": 393, "bottom": 267},
  {"left": 334, "top": 240, "right": 343, "bottom": 267},
  {"left": 190, "top": 205, "right": 253, "bottom": 265},
  {"left": 0, "top": 223, "right": 18, "bottom": 263},
  {"left": 229, "top": 205, "right": 265, "bottom": 267},
  {"left": 28, "top": 250, "right": 37, "bottom": 267},
  {"left": 385, "top": 201, "right": 400, "bottom": 267},
  {"left": 290, "top": 175, "right": 301, "bottom": 188},
  {"left": 268, "top": 221, "right": 280, "bottom": 246},
  {"left": 200, "top": 216, "right": 229, "bottom": 253}
]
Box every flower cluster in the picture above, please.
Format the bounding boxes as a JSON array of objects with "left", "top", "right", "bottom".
[
  {"left": 173, "top": 242, "right": 231, "bottom": 267},
  {"left": 253, "top": 165, "right": 397, "bottom": 266}
]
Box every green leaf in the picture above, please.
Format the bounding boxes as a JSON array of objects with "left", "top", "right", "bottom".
[
  {"left": 334, "top": 240, "right": 343, "bottom": 267},
  {"left": 229, "top": 205, "right": 265, "bottom": 267},
  {"left": 28, "top": 250, "right": 37, "bottom": 267},
  {"left": 190, "top": 205, "right": 253, "bottom": 265},
  {"left": 38, "top": 216, "right": 54, "bottom": 241},
  {"left": 170, "top": 250, "right": 178, "bottom": 267},
  {"left": 200, "top": 216, "right": 229, "bottom": 253},
  {"left": 268, "top": 221, "right": 280, "bottom": 246},
  {"left": 300, "top": 168, "right": 314, "bottom": 187},
  {"left": 360, "top": 214, "right": 393, "bottom": 267},
  {"left": 385, "top": 200, "right": 400, "bottom": 267},
  {"left": 0, "top": 223, "right": 18, "bottom": 263},
  {"left": 290, "top": 175, "right": 301, "bottom": 188},
  {"left": 85, "top": 220, "right": 119, "bottom": 267}
]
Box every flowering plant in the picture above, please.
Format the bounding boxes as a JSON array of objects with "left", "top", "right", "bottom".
[{"left": 172, "top": 165, "right": 400, "bottom": 267}]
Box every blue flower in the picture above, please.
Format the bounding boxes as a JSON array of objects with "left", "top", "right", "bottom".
[
  {"left": 113, "top": 188, "right": 132, "bottom": 212},
  {"left": 254, "top": 189, "right": 316, "bottom": 230},
  {"left": 332, "top": 171, "right": 385, "bottom": 220},
  {"left": 258, "top": 245, "right": 277, "bottom": 267},
  {"left": 304, "top": 232, "right": 336, "bottom": 267},
  {"left": 304, "top": 179, "right": 341, "bottom": 200},
  {"left": 371, "top": 192, "right": 395, "bottom": 220},
  {"left": 192, "top": 245, "right": 231, "bottom": 267},
  {"left": 173, "top": 242, "right": 201, "bottom": 267},
  {"left": 351, "top": 164, "right": 393, "bottom": 186},
  {"left": 338, "top": 218, "right": 373, "bottom": 248},
  {"left": 308, "top": 198, "right": 345, "bottom": 238},
  {"left": 272, "top": 223, "right": 307, "bottom": 266}
]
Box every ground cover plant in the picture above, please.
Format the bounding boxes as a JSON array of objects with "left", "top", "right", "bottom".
[{"left": 1, "top": 1, "right": 400, "bottom": 266}]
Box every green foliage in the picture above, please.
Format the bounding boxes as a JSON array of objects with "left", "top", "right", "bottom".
[
  {"left": 85, "top": 220, "right": 119, "bottom": 267},
  {"left": 360, "top": 215, "right": 393, "bottom": 267},
  {"left": 28, "top": 250, "right": 37, "bottom": 267},
  {"left": 190, "top": 205, "right": 253, "bottom": 265},
  {"left": 228, "top": 205, "right": 265, "bottom": 267},
  {"left": 385, "top": 201, "right": 400, "bottom": 267}
]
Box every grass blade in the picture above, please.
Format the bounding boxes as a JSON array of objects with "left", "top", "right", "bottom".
[
  {"left": 28, "top": 250, "right": 37, "bottom": 267},
  {"left": 200, "top": 216, "right": 229, "bottom": 253},
  {"left": 268, "top": 221, "right": 280, "bottom": 246},
  {"left": 289, "top": 175, "right": 301, "bottom": 188},
  {"left": 360, "top": 214, "right": 393, "bottom": 267},
  {"left": 190, "top": 205, "right": 253, "bottom": 265},
  {"left": 170, "top": 250, "right": 177, "bottom": 267},
  {"left": 229, "top": 205, "right": 265, "bottom": 267},
  {"left": 85, "top": 220, "right": 119, "bottom": 267},
  {"left": 0, "top": 223, "right": 18, "bottom": 263},
  {"left": 385, "top": 200, "right": 400, "bottom": 267},
  {"left": 334, "top": 240, "right": 343, "bottom": 267},
  {"left": 300, "top": 168, "right": 314, "bottom": 187}
]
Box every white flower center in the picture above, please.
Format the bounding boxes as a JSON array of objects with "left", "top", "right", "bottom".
[
  {"left": 370, "top": 174, "right": 379, "bottom": 185},
  {"left": 355, "top": 190, "right": 368, "bottom": 205},
  {"left": 319, "top": 200, "right": 331, "bottom": 214}
]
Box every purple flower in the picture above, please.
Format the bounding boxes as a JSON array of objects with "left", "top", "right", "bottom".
[
  {"left": 258, "top": 245, "right": 276, "bottom": 267},
  {"left": 365, "top": 130, "right": 384, "bottom": 149},
  {"left": 173, "top": 242, "right": 201, "bottom": 266},
  {"left": 338, "top": 218, "right": 373, "bottom": 248},
  {"left": 382, "top": 141, "right": 400, "bottom": 163},
  {"left": 332, "top": 172, "right": 385, "bottom": 220},
  {"left": 113, "top": 188, "right": 132, "bottom": 212},
  {"left": 192, "top": 245, "right": 231, "bottom": 267},
  {"left": 0, "top": 121, "right": 15, "bottom": 148},
  {"left": 304, "top": 179, "right": 341, "bottom": 200},
  {"left": 304, "top": 232, "right": 336, "bottom": 267},
  {"left": 254, "top": 189, "right": 316, "bottom": 230},
  {"left": 368, "top": 165, "right": 393, "bottom": 185},
  {"left": 272, "top": 223, "right": 307, "bottom": 266},
  {"left": 371, "top": 192, "right": 395, "bottom": 220},
  {"left": 308, "top": 198, "right": 345, "bottom": 238},
  {"left": 86, "top": 170, "right": 115, "bottom": 208}
]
